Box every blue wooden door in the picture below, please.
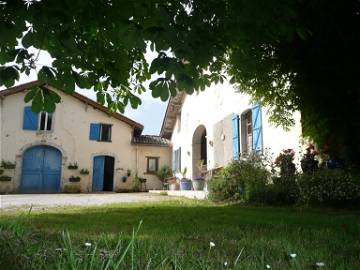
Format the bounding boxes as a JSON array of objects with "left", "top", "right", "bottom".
[
  {"left": 21, "top": 146, "right": 62, "bottom": 193},
  {"left": 92, "top": 156, "right": 105, "bottom": 192}
]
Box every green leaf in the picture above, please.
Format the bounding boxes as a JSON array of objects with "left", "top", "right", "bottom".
[
  {"left": 97, "top": 92, "right": 105, "bottom": 105},
  {"left": 43, "top": 92, "right": 56, "bottom": 113},
  {"left": 47, "top": 89, "right": 61, "bottom": 104},
  {"left": 160, "top": 87, "right": 169, "bottom": 101},
  {"left": 24, "top": 87, "right": 38, "bottom": 103},
  {"left": 21, "top": 33, "right": 35, "bottom": 48},
  {"left": 32, "top": 91, "right": 44, "bottom": 113},
  {"left": 0, "top": 66, "right": 19, "bottom": 88},
  {"left": 106, "top": 93, "right": 113, "bottom": 106},
  {"left": 38, "top": 66, "right": 56, "bottom": 82}
]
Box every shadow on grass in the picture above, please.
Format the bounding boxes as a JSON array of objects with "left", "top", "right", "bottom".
[
  {"left": 20, "top": 200, "right": 360, "bottom": 240},
  {"left": 1, "top": 200, "right": 359, "bottom": 269}
]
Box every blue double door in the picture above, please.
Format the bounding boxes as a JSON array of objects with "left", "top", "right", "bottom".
[
  {"left": 21, "top": 145, "right": 62, "bottom": 193},
  {"left": 92, "top": 156, "right": 114, "bottom": 192}
]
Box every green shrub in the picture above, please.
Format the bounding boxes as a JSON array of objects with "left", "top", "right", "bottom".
[
  {"left": 269, "top": 149, "right": 299, "bottom": 205},
  {"left": 297, "top": 169, "right": 360, "bottom": 207},
  {"left": 156, "top": 165, "right": 172, "bottom": 183},
  {"left": 265, "top": 177, "right": 299, "bottom": 206},
  {"left": 132, "top": 174, "right": 143, "bottom": 192},
  {"left": 208, "top": 154, "right": 270, "bottom": 203}
]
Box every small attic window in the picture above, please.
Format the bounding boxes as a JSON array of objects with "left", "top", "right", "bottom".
[
  {"left": 100, "top": 124, "right": 112, "bottom": 142},
  {"left": 39, "top": 111, "right": 53, "bottom": 131}
]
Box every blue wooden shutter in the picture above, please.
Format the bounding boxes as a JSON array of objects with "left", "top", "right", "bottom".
[
  {"left": 89, "top": 123, "right": 101, "bottom": 140},
  {"left": 232, "top": 113, "right": 240, "bottom": 160},
  {"left": 23, "top": 106, "right": 38, "bottom": 130},
  {"left": 252, "top": 104, "right": 263, "bottom": 152}
]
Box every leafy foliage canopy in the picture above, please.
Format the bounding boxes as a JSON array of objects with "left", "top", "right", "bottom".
[{"left": 0, "top": 0, "right": 359, "bottom": 163}]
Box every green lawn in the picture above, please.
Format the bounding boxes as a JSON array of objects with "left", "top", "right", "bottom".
[{"left": 0, "top": 199, "right": 359, "bottom": 269}]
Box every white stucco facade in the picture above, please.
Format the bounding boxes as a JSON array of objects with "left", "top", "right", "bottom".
[
  {"left": 0, "top": 83, "right": 171, "bottom": 194},
  {"left": 166, "top": 81, "right": 303, "bottom": 179}
]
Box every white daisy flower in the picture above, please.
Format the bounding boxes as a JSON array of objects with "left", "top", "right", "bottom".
[
  {"left": 266, "top": 264, "right": 271, "bottom": 269},
  {"left": 289, "top": 253, "right": 297, "bottom": 258},
  {"left": 224, "top": 261, "right": 228, "bottom": 267},
  {"left": 209, "top": 241, "right": 215, "bottom": 248},
  {"left": 315, "top": 262, "right": 325, "bottom": 267},
  {"left": 84, "top": 242, "right": 92, "bottom": 247}
]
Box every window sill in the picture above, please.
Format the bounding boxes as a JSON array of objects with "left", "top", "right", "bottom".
[
  {"left": 97, "top": 140, "right": 112, "bottom": 143},
  {"left": 36, "top": 130, "right": 53, "bottom": 135}
]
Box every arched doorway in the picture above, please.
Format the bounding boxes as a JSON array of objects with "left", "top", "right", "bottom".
[
  {"left": 21, "top": 145, "right": 62, "bottom": 193},
  {"left": 192, "top": 125, "right": 207, "bottom": 179},
  {"left": 92, "top": 155, "right": 115, "bottom": 192}
]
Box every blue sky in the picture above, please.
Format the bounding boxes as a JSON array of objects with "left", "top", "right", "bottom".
[{"left": 12, "top": 49, "right": 168, "bottom": 135}]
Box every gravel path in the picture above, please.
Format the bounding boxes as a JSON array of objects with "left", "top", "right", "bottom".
[{"left": 0, "top": 192, "right": 172, "bottom": 209}]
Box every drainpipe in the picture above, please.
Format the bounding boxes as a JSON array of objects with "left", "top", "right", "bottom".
[{"left": 135, "top": 145, "right": 139, "bottom": 175}]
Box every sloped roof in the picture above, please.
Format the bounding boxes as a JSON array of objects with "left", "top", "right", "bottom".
[
  {"left": 160, "top": 91, "right": 185, "bottom": 139},
  {"left": 0, "top": 81, "right": 144, "bottom": 135},
  {"left": 132, "top": 135, "right": 171, "bottom": 146}
]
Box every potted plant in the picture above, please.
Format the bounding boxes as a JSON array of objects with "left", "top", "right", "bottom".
[
  {"left": 156, "top": 165, "right": 172, "bottom": 189},
  {"left": 192, "top": 160, "right": 206, "bottom": 191},
  {"left": 180, "top": 167, "right": 192, "bottom": 191},
  {"left": 126, "top": 169, "right": 132, "bottom": 177},
  {"left": 121, "top": 175, "right": 127, "bottom": 182}
]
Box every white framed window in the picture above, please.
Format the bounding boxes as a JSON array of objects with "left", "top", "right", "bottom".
[
  {"left": 241, "top": 110, "right": 252, "bottom": 154},
  {"left": 147, "top": 156, "right": 159, "bottom": 173},
  {"left": 38, "top": 111, "right": 53, "bottom": 131},
  {"left": 100, "top": 124, "right": 112, "bottom": 142}
]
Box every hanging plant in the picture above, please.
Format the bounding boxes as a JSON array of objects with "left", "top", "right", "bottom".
[
  {"left": 1, "top": 160, "right": 16, "bottom": 169},
  {"left": 0, "top": 175, "right": 12, "bottom": 181},
  {"left": 68, "top": 162, "right": 78, "bottom": 170},
  {"left": 69, "top": 176, "right": 81, "bottom": 182},
  {"left": 80, "top": 168, "right": 89, "bottom": 175}
]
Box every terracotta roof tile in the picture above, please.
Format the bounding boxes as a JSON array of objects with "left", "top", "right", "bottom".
[{"left": 132, "top": 135, "right": 171, "bottom": 146}]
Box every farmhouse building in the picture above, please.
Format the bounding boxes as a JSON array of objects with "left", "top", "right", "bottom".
[
  {"left": 0, "top": 81, "right": 171, "bottom": 194},
  {"left": 0, "top": 80, "right": 303, "bottom": 194},
  {"left": 161, "top": 81, "right": 302, "bottom": 179}
]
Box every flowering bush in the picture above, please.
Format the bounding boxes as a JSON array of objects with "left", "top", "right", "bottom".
[
  {"left": 268, "top": 149, "right": 299, "bottom": 205},
  {"left": 297, "top": 169, "right": 360, "bottom": 207},
  {"left": 208, "top": 153, "right": 270, "bottom": 203},
  {"left": 300, "top": 144, "right": 319, "bottom": 173},
  {"left": 275, "top": 149, "right": 296, "bottom": 178}
]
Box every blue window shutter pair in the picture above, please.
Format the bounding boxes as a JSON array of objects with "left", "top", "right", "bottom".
[
  {"left": 89, "top": 123, "right": 101, "bottom": 140},
  {"left": 232, "top": 113, "right": 240, "bottom": 160},
  {"left": 23, "top": 106, "right": 38, "bottom": 130},
  {"left": 252, "top": 103, "right": 263, "bottom": 152}
]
